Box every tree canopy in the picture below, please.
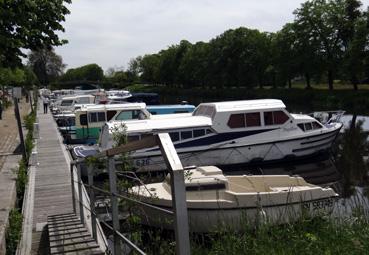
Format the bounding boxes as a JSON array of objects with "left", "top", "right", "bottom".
[
  {"left": 0, "top": 0, "right": 71, "bottom": 68},
  {"left": 60, "top": 64, "right": 104, "bottom": 82},
  {"left": 28, "top": 48, "right": 66, "bottom": 86}
]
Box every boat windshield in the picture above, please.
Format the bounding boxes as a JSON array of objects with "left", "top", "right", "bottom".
[
  {"left": 193, "top": 105, "right": 215, "bottom": 119},
  {"left": 61, "top": 100, "right": 73, "bottom": 106}
]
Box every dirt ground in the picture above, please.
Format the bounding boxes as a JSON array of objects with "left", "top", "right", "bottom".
[{"left": 0, "top": 98, "right": 31, "bottom": 171}]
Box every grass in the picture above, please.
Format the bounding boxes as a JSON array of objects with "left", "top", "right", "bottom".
[{"left": 190, "top": 215, "right": 369, "bottom": 255}]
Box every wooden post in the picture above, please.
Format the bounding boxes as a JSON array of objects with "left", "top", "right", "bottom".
[{"left": 14, "top": 97, "right": 27, "bottom": 161}]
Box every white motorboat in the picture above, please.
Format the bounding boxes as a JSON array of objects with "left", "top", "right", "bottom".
[
  {"left": 85, "top": 99, "right": 342, "bottom": 172},
  {"left": 130, "top": 166, "right": 338, "bottom": 232}
]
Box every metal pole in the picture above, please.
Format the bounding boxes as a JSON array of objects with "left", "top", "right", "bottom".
[
  {"left": 77, "top": 163, "right": 85, "bottom": 225},
  {"left": 87, "top": 164, "right": 97, "bottom": 241},
  {"left": 170, "top": 170, "right": 190, "bottom": 255},
  {"left": 156, "top": 133, "right": 190, "bottom": 255},
  {"left": 14, "top": 97, "right": 27, "bottom": 161},
  {"left": 108, "top": 156, "right": 120, "bottom": 255},
  {"left": 70, "top": 163, "right": 76, "bottom": 214},
  {"left": 29, "top": 91, "right": 33, "bottom": 112}
]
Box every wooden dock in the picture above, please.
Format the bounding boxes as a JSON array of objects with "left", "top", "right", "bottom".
[{"left": 18, "top": 105, "right": 104, "bottom": 254}]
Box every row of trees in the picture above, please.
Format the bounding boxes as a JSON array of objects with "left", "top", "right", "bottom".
[{"left": 132, "top": 0, "right": 369, "bottom": 90}]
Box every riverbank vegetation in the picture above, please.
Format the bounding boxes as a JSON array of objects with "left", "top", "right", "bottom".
[{"left": 5, "top": 99, "right": 37, "bottom": 255}]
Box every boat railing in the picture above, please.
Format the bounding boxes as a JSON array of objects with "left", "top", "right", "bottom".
[{"left": 70, "top": 134, "right": 191, "bottom": 255}]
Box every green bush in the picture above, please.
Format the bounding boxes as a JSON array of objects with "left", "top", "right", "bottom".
[{"left": 5, "top": 209, "right": 22, "bottom": 255}]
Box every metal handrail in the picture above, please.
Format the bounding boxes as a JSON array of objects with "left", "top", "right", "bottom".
[{"left": 70, "top": 133, "right": 191, "bottom": 255}]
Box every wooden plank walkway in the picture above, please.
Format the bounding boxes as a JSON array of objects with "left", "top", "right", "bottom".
[{"left": 28, "top": 106, "right": 104, "bottom": 254}]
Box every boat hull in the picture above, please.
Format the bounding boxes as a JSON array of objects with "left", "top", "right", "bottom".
[
  {"left": 130, "top": 129, "right": 341, "bottom": 172},
  {"left": 133, "top": 196, "right": 337, "bottom": 232}
]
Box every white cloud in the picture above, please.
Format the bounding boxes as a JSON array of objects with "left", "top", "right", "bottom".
[{"left": 55, "top": 0, "right": 369, "bottom": 71}]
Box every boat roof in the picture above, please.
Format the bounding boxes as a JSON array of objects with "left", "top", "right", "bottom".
[
  {"left": 107, "top": 115, "right": 211, "bottom": 133},
  {"left": 147, "top": 104, "right": 195, "bottom": 109},
  {"left": 79, "top": 103, "right": 146, "bottom": 112},
  {"left": 290, "top": 113, "right": 315, "bottom": 120},
  {"left": 198, "top": 99, "right": 285, "bottom": 112},
  {"left": 62, "top": 94, "right": 95, "bottom": 100}
]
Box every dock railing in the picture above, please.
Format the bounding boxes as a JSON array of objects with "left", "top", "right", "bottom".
[{"left": 70, "top": 133, "right": 190, "bottom": 255}]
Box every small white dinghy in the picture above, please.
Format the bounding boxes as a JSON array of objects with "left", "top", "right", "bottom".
[{"left": 130, "top": 166, "right": 338, "bottom": 232}]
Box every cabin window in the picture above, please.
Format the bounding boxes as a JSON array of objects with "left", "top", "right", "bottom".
[
  {"left": 169, "top": 132, "right": 179, "bottom": 142},
  {"left": 97, "top": 112, "right": 106, "bottom": 122},
  {"left": 264, "top": 111, "right": 289, "bottom": 125},
  {"left": 181, "top": 131, "right": 192, "bottom": 140},
  {"left": 80, "top": 114, "right": 87, "bottom": 125},
  {"left": 273, "top": 111, "right": 289, "bottom": 124},
  {"left": 78, "top": 97, "right": 91, "bottom": 104},
  {"left": 89, "top": 112, "right": 106, "bottom": 123},
  {"left": 174, "top": 110, "right": 188, "bottom": 113},
  {"left": 150, "top": 111, "right": 157, "bottom": 115},
  {"left": 107, "top": 110, "right": 117, "bottom": 121},
  {"left": 305, "top": 123, "right": 313, "bottom": 131},
  {"left": 127, "top": 135, "right": 140, "bottom": 142},
  {"left": 227, "top": 114, "right": 245, "bottom": 128},
  {"left": 116, "top": 110, "right": 146, "bottom": 120},
  {"left": 246, "top": 112, "right": 261, "bottom": 127},
  {"left": 193, "top": 129, "right": 205, "bottom": 137},
  {"left": 206, "top": 129, "right": 213, "bottom": 134},
  {"left": 298, "top": 123, "right": 305, "bottom": 131},
  {"left": 193, "top": 106, "right": 215, "bottom": 118},
  {"left": 61, "top": 100, "right": 73, "bottom": 106},
  {"left": 264, "top": 112, "right": 273, "bottom": 125},
  {"left": 312, "top": 121, "right": 322, "bottom": 130},
  {"left": 186, "top": 183, "right": 226, "bottom": 191}
]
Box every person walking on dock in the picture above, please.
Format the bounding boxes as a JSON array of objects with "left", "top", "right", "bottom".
[{"left": 43, "top": 97, "right": 49, "bottom": 114}]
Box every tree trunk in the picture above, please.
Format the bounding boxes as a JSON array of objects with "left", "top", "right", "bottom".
[
  {"left": 350, "top": 114, "right": 357, "bottom": 131},
  {"left": 351, "top": 75, "right": 358, "bottom": 90},
  {"left": 328, "top": 70, "right": 334, "bottom": 90},
  {"left": 288, "top": 78, "right": 292, "bottom": 89},
  {"left": 305, "top": 73, "right": 311, "bottom": 89}
]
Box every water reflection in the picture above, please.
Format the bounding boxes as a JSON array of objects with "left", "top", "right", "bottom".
[{"left": 334, "top": 115, "right": 369, "bottom": 198}]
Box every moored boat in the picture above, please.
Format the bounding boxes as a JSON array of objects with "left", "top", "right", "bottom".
[
  {"left": 81, "top": 99, "right": 342, "bottom": 172},
  {"left": 130, "top": 166, "right": 338, "bottom": 232}
]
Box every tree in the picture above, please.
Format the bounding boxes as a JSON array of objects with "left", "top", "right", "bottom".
[
  {"left": 207, "top": 28, "right": 271, "bottom": 88},
  {"left": 60, "top": 64, "right": 104, "bottom": 82},
  {"left": 139, "top": 54, "right": 161, "bottom": 84},
  {"left": 294, "top": 0, "right": 347, "bottom": 90},
  {"left": 0, "top": 0, "right": 71, "bottom": 67},
  {"left": 127, "top": 57, "right": 141, "bottom": 83},
  {"left": 28, "top": 48, "right": 66, "bottom": 86},
  {"left": 340, "top": 0, "right": 368, "bottom": 90}
]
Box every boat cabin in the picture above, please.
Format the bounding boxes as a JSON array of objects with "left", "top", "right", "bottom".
[
  {"left": 58, "top": 95, "right": 95, "bottom": 112},
  {"left": 75, "top": 103, "right": 148, "bottom": 141},
  {"left": 98, "top": 99, "right": 326, "bottom": 150}
]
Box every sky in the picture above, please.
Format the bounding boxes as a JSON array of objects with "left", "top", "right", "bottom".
[{"left": 55, "top": 0, "right": 369, "bottom": 72}]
